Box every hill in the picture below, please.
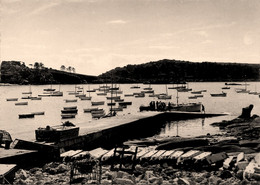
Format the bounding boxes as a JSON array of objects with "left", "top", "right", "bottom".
[
  {"left": 0, "top": 61, "right": 97, "bottom": 84},
  {"left": 97, "top": 59, "right": 260, "bottom": 83}
]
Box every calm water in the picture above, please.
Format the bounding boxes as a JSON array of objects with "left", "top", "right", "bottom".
[{"left": 1, "top": 82, "right": 259, "bottom": 141}]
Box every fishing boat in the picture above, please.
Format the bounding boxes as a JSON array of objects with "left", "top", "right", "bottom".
[
  {"left": 15, "top": 102, "right": 28, "bottom": 106},
  {"left": 6, "top": 98, "right": 18, "bottom": 101},
  {"left": 35, "top": 122, "right": 79, "bottom": 142},
  {"left": 210, "top": 92, "right": 227, "bottom": 97},
  {"left": 91, "top": 101, "right": 105, "bottom": 106},
  {"left": 19, "top": 113, "right": 35, "bottom": 119}
]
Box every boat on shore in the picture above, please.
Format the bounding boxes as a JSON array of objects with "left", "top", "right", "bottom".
[{"left": 35, "top": 122, "right": 79, "bottom": 142}]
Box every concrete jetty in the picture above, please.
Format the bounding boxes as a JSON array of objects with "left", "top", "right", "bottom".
[{"left": 12, "top": 111, "right": 228, "bottom": 160}]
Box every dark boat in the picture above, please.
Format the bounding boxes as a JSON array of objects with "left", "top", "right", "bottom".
[
  {"left": 19, "top": 113, "right": 35, "bottom": 119},
  {"left": 61, "top": 109, "right": 78, "bottom": 114},
  {"left": 210, "top": 92, "right": 227, "bottom": 97},
  {"left": 35, "top": 122, "right": 79, "bottom": 142}
]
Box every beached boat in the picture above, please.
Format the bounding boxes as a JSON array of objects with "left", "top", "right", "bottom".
[
  {"left": 19, "top": 113, "right": 35, "bottom": 119},
  {"left": 210, "top": 92, "right": 227, "bottom": 97},
  {"left": 35, "top": 122, "right": 79, "bottom": 142},
  {"left": 15, "top": 102, "right": 28, "bottom": 106},
  {"left": 91, "top": 101, "right": 105, "bottom": 106},
  {"left": 6, "top": 98, "right": 18, "bottom": 101}
]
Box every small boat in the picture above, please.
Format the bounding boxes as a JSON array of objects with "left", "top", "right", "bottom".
[
  {"left": 22, "top": 92, "right": 32, "bottom": 95},
  {"left": 225, "top": 82, "right": 242, "bottom": 86},
  {"left": 61, "top": 114, "right": 76, "bottom": 119},
  {"left": 195, "top": 95, "right": 203, "bottom": 98},
  {"left": 130, "top": 85, "right": 140, "bottom": 89},
  {"left": 21, "top": 96, "right": 31, "bottom": 99},
  {"left": 31, "top": 112, "right": 45, "bottom": 115},
  {"left": 61, "top": 109, "right": 78, "bottom": 114},
  {"left": 107, "top": 102, "right": 116, "bottom": 106},
  {"left": 65, "top": 99, "right": 77, "bottom": 103},
  {"left": 80, "top": 96, "right": 92, "bottom": 100},
  {"left": 30, "top": 97, "right": 42, "bottom": 100},
  {"left": 124, "top": 94, "right": 134, "bottom": 97},
  {"left": 68, "top": 92, "right": 79, "bottom": 95},
  {"left": 210, "top": 92, "right": 227, "bottom": 97},
  {"left": 43, "top": 88, "right": 56, "bottom": 91},
  {"left": 158, "top": 95, "right": 172, "bottom": 100},
  {"left": 91, "top": 113, "right": 105, "bottom": 119},
  {"left": 236, "top": 89, "right": 250, "bottom": 93},
  {"left": 106, "top": 96, "right": 121, "bottom": 100},
  {"left": 15, "top": 102, "right": 28, "bottom": 106},
  {"left": 91, "top": 109, "right": 105, "bottom": 114},
  {"left": 97, "top": 92, "right": 107, "bottom": 96},
  {"left": 221, "top": 87, "right": 230, "bottom": 89},
  {"left": 91, "top": 101, "right": 105, "bottom": 106},
  {"left": 135, "top": 93, "right": 145, "bottom": 98},
  {"left": 6, "top": 98, "right": 18, "bottom": 101},
  {"left": 19, "top": 113, "right": 35, "bottom": 119},
  {"left": 75, "top": 94, "right": 86, "bottom": 97},
  {"left": 177, "top": 88, "right": 192, "bottom": 92},
  {"left": 115, "top": 99, "right": 124, "bottom": 102},
  {"left": 64, "top": 106, "right": 77, "bottom": 110},
  {"left": 86, "top": 89, "right": 96, "bottom": 92},
  {"left": 188, "top": 96, "right": 197, "bottom": 99},
  {"left": 119, "top": 102, "right": 132, "bottom": 106},
  {"left": 35, "top": 122, "right": 79, "bottom": 142},
  {"left": 191, "top": 91, "right": 202, "bottom": 94},
  {"left": 110, "top": 107, "right": 123, "bottom": 111},
  {"left": 83, "top": 108, "right": 99, "bottom": 113},
  {"left": 141, "top": 90, "right": 154, "bottom": 94}
]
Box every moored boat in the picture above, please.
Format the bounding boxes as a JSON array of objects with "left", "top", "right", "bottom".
[
  {"left": 210, "top": 92, "right": 227, "bottom": 97},
  {"left": 65, "top": 99, "right": 77, "bottom": 103},
  {"left": 61, "top": 109, "right": 78, "bottom": 114},
  {"left": 91, "top": 101, "right": 105, "bottom": 106},
  {"left": 35, "top": 122, "right": 79, "bottom": 142},
  {"left": 31, "top": 112, "right": 45, "bottom": 115},
  {"left": 15, "top": 102, "right": 28, "bottom": 106},
  {"left": 6, "top": 98, "right": 18, "bottom": 101},
  {"left": 19, "top": 113, "right": 35, "bottom": 119},
  {"left": 61, "top": 114, "right": 76, "bottom": 119}
]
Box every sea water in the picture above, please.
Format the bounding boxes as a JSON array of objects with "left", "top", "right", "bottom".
[{"left": 0, "top": 82, "right": 259, "bottom": 140}]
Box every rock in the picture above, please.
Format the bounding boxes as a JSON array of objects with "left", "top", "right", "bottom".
[
  {"left": 16, "top": 169, "right": 28, "bottom": 180},
  {"left": 148, "top": 176, "right": 159, "bottom": 183},
  {"left": 56, "top": 164, "right": 68, "bottom": 173},
  {"left": 144, "top": 170, "right": 154, "bottom": 180},
  {"left": 100, "top": 179, "right": 112, "bottom": 184},
  {"left": 177, "top": 178, "right": 190, "bottom": 185},
  {"left": 209, "top": 176, "right": 222, "bottom": 184},
  {"left": 113, "top": 178, "right": 134, "bottom": 185},
  {"left": 220, "top": 170, "right": 233, "bottom": 179},
  {"left": 238, "top": 104, "right": 254, "bottom": 119},
  {"left": 235, "top": 170, "right": 244, "bottom": 180}
]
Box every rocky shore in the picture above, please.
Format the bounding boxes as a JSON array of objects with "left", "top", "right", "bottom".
[{"left": 13, "top": 106, "right": 260, "bottom": 184}]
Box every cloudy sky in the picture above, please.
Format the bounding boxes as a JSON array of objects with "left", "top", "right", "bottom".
[{"left": 1, "top": 0, "right": 260, "bottom": 75}]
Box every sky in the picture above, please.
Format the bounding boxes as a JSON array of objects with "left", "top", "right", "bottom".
[{"left": 1, "top": 0, "right": 260, "bottom": 76}]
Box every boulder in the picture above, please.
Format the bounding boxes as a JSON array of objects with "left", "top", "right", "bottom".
[
  {"left": 113, "top": 178, "right": 134, "bottom": 185},
  {"left": 238, "top": 104, "right": 254, "bottom": 119}
]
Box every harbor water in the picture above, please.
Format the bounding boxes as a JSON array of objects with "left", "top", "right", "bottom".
[{"left": 1, "top": 82, "right": 259, "bottom": 141}]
